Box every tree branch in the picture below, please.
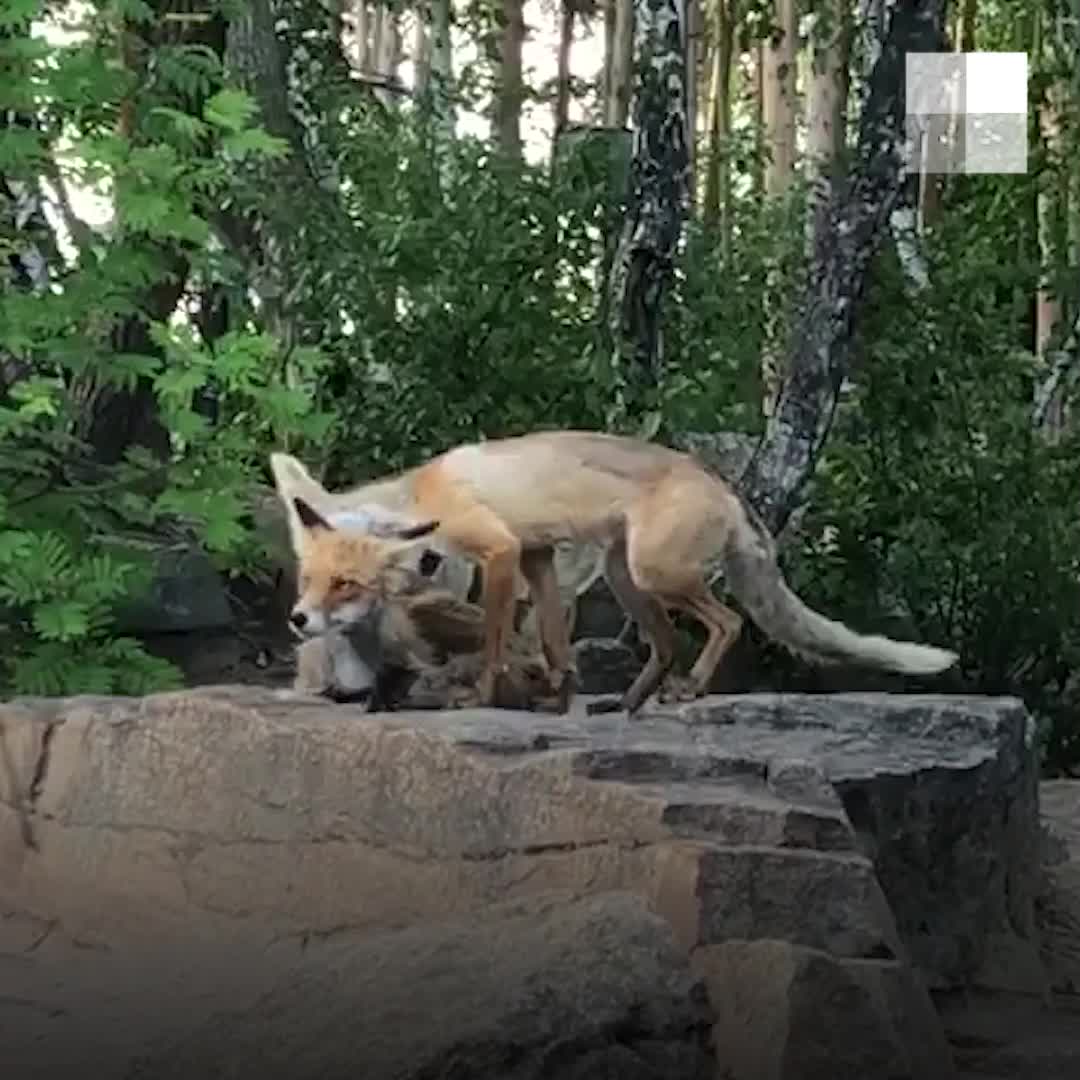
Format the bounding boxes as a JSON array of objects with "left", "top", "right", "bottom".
[{"left": 738, "top": 0, "right": 948, "bottom": 535}]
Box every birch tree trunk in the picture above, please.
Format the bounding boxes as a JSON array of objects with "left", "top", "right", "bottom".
[
  {"left": 494, "top": 0, "right": 526, "bottom": 159},
  {"left": 739, "top": 0, "right": 949, "bottom": 535},
  {"left": 608, "top": 0, "right": 635, "bottom": 127},
  {"left": 606, "top": 0, "right": 691, "bottom": 426},
  {"left": 804, "top": 0, "right": 851, "bottom": 199},
  {"left": 371, "top": 3, "right": 385, "bottom": 72},
  {"left": 428, "top": 0, "right": 456, "bottom": 183},
  {"left": 860, "top": 0, "right": 931, "bottom": 287},
  {"left": 758, "top": 0, "right": 798, "bottom": 419},
  {"left": 603, "top": 0, "right": 617, "bottom": 116},
  {"left": 414, "top": 4, "right": 432, "bottom": 97},
  {"left": 761, "top": 0, "right": 797, "bottom": 196},
  {"left": 1, "top": 58, "right": 53, "bottom": 398},
  {"left": 354, "top": 1, "right": 369, "bottom": 69},
  {"left": 374, "top": 6, "right": 402, "bottom": 105}
]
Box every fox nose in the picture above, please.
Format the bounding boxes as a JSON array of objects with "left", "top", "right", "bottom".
[{"left": 290, "top": 610, "right": 308, "bottom": 630}]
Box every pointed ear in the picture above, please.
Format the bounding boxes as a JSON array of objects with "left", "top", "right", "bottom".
[
  {"left": 394, "top": 519, "right": 439, "bottom": 541},
  {"left": 294, "top": 497, "right": 334, "bottom": 533},
  {"left": 269, "top": 451, "right": 332, "bottom": 552}
]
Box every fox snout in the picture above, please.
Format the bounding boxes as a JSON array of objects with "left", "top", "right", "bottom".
[{"left": 289, "top": 593, "right": 378, "bottom": 638}]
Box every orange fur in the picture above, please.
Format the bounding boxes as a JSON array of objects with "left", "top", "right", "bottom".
[{"left": 273, "top": 431, "right": 957, "bottom": 714}]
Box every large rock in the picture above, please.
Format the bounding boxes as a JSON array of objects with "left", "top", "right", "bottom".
[
  {"left": 126, "top": 892, "right": 714, "bottom": 1080},
  {"left": 1, "top": 688, "right": 1039, "bottom": 1078},
  {"left": 700, "top": 939, "right": 952, "bottom": 1080},
  {"left": 109, "top": 538, "right": 233, "bottom": 633},
  {"left": 1038, "top": 780, "right": 1080, "bottom": 995}
]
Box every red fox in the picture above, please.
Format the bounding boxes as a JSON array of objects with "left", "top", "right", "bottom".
[{"left": 271, "top": 430, "right": 958, "bottom": 714}]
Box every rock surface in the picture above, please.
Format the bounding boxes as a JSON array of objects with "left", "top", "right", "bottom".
[
  {"left": 110, "top": 538, "right": 234, "bottom": 633},
  {"left": 1039, "top": 780, "right": 1080, "bottom": 996},
  {"left": 2, "top": 688, "right": 1041, "bottom": 1078},
  {"left": 123, "top": 891, "right": 713, "bottom": 1080},
  {"left": 934, "top": 779, "right": 1080, "bottom": 1079}
]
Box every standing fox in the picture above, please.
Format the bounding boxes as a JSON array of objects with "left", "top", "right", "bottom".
[{"left": 271, "top": 430, "right": 957, "bottom": 714}]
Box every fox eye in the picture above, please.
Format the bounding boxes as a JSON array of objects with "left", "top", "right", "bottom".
[{"left": 330, "top": 576, "right": 360, "bottom": 591}]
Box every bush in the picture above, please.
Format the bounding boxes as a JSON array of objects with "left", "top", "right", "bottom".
[{"left": 784, "top": 195, "right": 1080, "bottom": 772}]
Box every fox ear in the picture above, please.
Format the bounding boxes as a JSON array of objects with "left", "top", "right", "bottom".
[
  {"left": 270, "top": 452, "right": 332, "bottom": 553},
  {"left": 394, "top": 519, "right": 439, "bottom": 541},
  {"left": 294, "top": 497, "right": 334, "bottom": 533}
]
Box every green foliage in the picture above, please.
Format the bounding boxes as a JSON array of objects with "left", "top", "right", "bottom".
[
  {"left": 784, "top": 189, "right": 1080, "bottom": 772},
  {"left": 0, "top": 3, "right": 332, "bottom": 696}
]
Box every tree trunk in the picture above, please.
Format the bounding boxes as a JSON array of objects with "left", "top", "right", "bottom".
[
  {"left": 739, "top": 0, "right": 949, "bottom": 535},
  {"left": 494, "top": 0, "right": 525, "bottom": 159},
  {"left": 608, "top": 0, "right": 635, "bottom": 127},
  {"left": 758, "top": 0, "right": 798, "bottom": 418},
  {"left": 958, "top": 0, "right": 976, "bottom": 50},
  {"left": 603, "top": 0, "right": 616, "bottom": 116},
  {"left": 703, "top": 0, "right": 735, "bottom": 258},
  {"left": 1033, "top": 21, "right": 1071, "bottom": 440},
  {"left": 804, "top": 0, "right": 851, "bottom": 198},
  {"left": 685, "top": 0, "right": 701, "bottom": 188},
  {"left": 751, "top": 43, "right": 764, "bottom": 197},
  {"left": 414, "top": 4, "right": 431, "bottom": 97},
  {"left": 761, "top": 0, "right": 797, "bottom": 196},
  {"left": 606, "top": 0, "right": 691, "bottom": 427},
  {"left": 355, "top": 0, "right": 369, "bottom": 69},
  {"left": 429, "top": 0, "right": 456, "bottom": 181},
  {"left": 374, "top": 5, "right": 401, "bottom": 105},
  {"left": 1, "top": 32, "right": 54, "bottom": 399},
  {"left": 860, "top": 0, "right": 932, "bottom": 287},
  {"left": 221, "top": 0, "right": 360, "bottom": 359},
  {"left": 553, "top": 0, "right": 574, "bottom": 145},
  {"left": 370, "top": 3, "right": 384, "bottom": 73}
]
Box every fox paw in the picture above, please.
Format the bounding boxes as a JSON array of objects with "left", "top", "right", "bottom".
[
  {"left": 657, "top": 675, "right": 705, "bottom": 704},
  {"left": 446, "top": 685, "right": 485, "bottom": 710},
  {"left": 539, "top": 669, "right": 577, "bottom": 714}
]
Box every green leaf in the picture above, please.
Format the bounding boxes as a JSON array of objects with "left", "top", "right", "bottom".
[
  {"left": 0, "top": 0, "right": 41, "bottom": 29},
  {"left": 150, "top": 106, "right": 209, "bottom": 143},
  {"left": 203, "top": 88, "right": 258, "bottom": 133},
  {"left": 33, "top": 600, "right": 91, "bottom": 643},
  {"left": 222, "top": 127, "right": 290, "bottom": 162}
]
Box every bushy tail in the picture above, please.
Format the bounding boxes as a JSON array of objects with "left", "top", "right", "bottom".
[{"left": 723, "top": 523, "right": 958, "bottom": 676}]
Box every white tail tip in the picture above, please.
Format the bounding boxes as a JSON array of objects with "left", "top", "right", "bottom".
[{"left": 885, "top": 642, "right": 959, "bottom": 675}]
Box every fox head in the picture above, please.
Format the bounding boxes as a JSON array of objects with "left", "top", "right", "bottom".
[{"left": 288, "top": 497, "right": 441, "bottom": 638}]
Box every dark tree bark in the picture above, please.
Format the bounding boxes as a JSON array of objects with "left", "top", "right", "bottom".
[
  {"left": 222, "top": 0, "right": 361, "bottom": 352},
  {"left": 494, "top": 0, "right": 526, "bottom": 160},
  {"left": 738, "top": 0, "right": 948, "bottom": 534},
  {"left": 553, "top": 0, "right": 575, "bottom": 145},
  {"left": 1, "top": 53, "right": 54, "bottom": 398},
  {"left": 606, "top": 0, "right": 691, "bottom": 424}
]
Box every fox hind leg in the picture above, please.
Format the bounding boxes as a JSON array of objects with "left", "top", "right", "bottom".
[
  {"left": 657, "top": 587, "right": 744, "bottom": 702},
  {"left": 586, "top": 540, "right": 677, "bottom": 716},
  {"left": 519, "top": 545, "right": 576, "bottom": 713},
  {"left": 623, "top": 486, "right": 743, "bottom": 704}
]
